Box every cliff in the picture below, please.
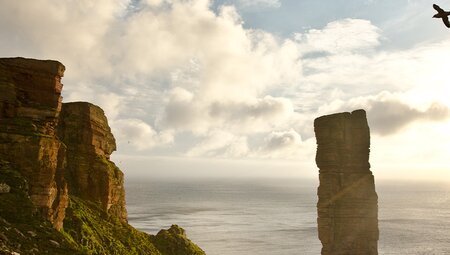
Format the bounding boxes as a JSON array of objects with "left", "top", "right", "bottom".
[
  {"left": 314, "top": 110, "right": 378, "bottom": 255},
  {"left": 0, "top": 57, "right": 205, "bottom": 255},
  {"left": 0, "top": 58, "right": 68, "bottom": 230},
  {"left": 58, "top": 102, "right": 127, "bottom": 222}
]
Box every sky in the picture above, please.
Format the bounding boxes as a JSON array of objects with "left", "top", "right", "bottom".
[{"left": 1, "top": 0, "right": 450, "bottom": 181}]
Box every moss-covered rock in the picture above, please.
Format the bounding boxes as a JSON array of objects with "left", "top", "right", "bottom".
[
  {"left": 62, "top": 196, "right": 162, "bottom": 255},
  {"left": 0, "top": 160, "right": 80, "bottom": 255},
  {"left": 0, "top": 161, "right": 206, "bottom": 255},
  {"left": 62, "top": 197, "right": 206, "bottom": 255},
  {"left": 151, "top": 225, "right": 206, "bottom": 255}
]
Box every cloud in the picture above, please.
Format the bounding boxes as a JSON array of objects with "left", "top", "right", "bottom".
[
  {"left": 367, "top": 100, "right": 449, "bottom": 136},
  {"left": 160, "top": 87, "right": 294, "bottom": 134},
  {"left": 263, "top": 129, "right": 302, "bottom": 150},
  {"left": 112, "top": 118, "right": 173, "bottom": 150},
  {"left": 0, "top": 0, "right": 303, "bottom": 153},
  {"left": 318, "top": 92, "right": 450, "bottom": 136},
  {"left": 65, "top": 87, "right": 124, "bottom": 120},
  {"left": 2, "top": 0, "right": 450, "bottom": 162},
  {"left": 207, "top": 96, "right": 294, "bottom": 131},
  {"left": 0, "top": 0, "right": 129, "bottom": 80},
  {"left": 295, "top": 19, "right": 381, "bottom": 54},
  {"left": 187, "top": 130, "right": 249, "bottom": 157}
]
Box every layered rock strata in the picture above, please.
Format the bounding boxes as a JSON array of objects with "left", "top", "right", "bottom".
[
  {"left": 314, "top": 109, "right": 378, "bottom": 255},
  {"left": 0, "top": 57, "right": 68, "bottom": 230},
  {"left": 0, "top": 57, "right": 205, "bottom": 254},
  {"left": 0, "top": 57, "right": 126, "bottom": 227},
  {"left": 58, "top": 102, "right": 127, "bottom": 222}
]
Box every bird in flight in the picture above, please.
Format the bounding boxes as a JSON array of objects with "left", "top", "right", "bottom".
[{"left": 433, "top": 4, "right": 450, "bottom": 28}]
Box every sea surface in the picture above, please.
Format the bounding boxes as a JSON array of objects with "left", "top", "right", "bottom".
[{"left": 125, "top": 178, "right": 450, "bottom": 255}]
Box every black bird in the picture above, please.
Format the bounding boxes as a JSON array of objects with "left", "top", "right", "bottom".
[{"left": 433, "top": 4, "right": 450, "bottom": 28}]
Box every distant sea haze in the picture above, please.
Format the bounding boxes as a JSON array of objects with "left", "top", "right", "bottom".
[{"left": 126, "top": 178, "right": 450, "bottom": 255}]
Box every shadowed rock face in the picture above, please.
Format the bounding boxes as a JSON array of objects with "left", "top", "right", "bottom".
[
  {"left": 0, "top": 57, "right": 68, "bottom": 230},
  {"left": 314, "top": 109, "right": 378, "bottom": 255}
]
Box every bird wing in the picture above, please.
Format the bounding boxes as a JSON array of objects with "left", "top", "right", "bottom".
[
  {"left": 443, "top": 16, "right": 450, "bottom": 27},
  {"left": 434, "top": 4, "right": 445, "bottom": 13}
]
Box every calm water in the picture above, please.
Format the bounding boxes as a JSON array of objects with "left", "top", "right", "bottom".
[{"left": 125, "top": 178, "right": 450, "bottom": 255}]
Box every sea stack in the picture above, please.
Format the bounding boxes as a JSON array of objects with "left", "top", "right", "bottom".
[{"left": 314, "top": 109, "right": 378, "bottom": 255}]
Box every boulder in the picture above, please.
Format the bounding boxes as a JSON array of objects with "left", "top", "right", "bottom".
[{"left": 0, "top": 183, "right": 10, "bottom": 193}]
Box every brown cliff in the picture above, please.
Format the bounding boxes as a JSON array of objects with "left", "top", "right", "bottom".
[
  {"left": 0, "top": 57, "right": 205, "bottom": 255},
  {"left": 314, "top": 109, "right": 378, "bottom": 255},
  {"left": 0, "top": 57, "right": 127, "bottom": 227},
  {"left": 58, "top": 102, "right": 127, "bottom": 222},
  {"left": 0, "top": 57, "right": 68, "bottom": 230},
  {"left": 0, "top": 58, "right": 204, "bottom": 255}
]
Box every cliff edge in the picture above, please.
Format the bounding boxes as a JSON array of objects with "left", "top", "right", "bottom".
[{"left": 0, "top": 57, "right": 205, "bottom": 255}]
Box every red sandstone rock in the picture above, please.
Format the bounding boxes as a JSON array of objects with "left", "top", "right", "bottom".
[
  {"left": 0, "top": 58, "right": 68, "bottom": 230},
  {"left": 314, "top": 109, "right": 378, "bottom": 255},
  {"left": 0, "top": 57, "right": 127, "bottom": 228},
  {"left": 58, "top": 102, "right": 127, "bottom": 222}
]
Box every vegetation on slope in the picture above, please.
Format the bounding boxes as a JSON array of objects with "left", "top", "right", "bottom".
[
  {"left": 0, "top": 160, "right": 206, "bottom": 255},
  {"left": 62, "top": 196, "right": 162, "bottom": 255},
  {"left": 0, "top": 160, "right": 80, "bottom": 255}
]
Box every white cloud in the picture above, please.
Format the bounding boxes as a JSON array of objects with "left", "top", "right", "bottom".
[
  {"left": 258, "top": 129, "right": 303, "bottom": 158},
  {"left": 112, "top": 118, "right": 173, "bottom": 150},
  {"left": 290, "top": 19, "right": 450, "bottom": 115},
  {"left": 263, "top": 129, "right": 302, "bottom": 151},
  {"left": 295, "top": 19, "right": 381, "bottom": 54},
  {"left": 187, "top": 130, "right": 249, "bottom": 157},
  {"left": 159, "top": 86, "right": 295, "bottom": 134},
  {"left": 2, "top": 0, "right": 450, "bottom": 166},
  {"left": 317, "top": 91, "right": 450, "bottom": 136},
  {"left": 0, "top": 0, "right": 303, "bottom": 154}
]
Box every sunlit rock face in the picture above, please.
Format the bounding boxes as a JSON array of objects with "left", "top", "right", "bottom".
[
  {"left": 0, "top": 57, "right": 127, "bottom": 228},
  {"left": 314, "top": 109, "right": 378, "bottom": 255},
  {"left": 58, "top": 102, "right": 127, "bottom": 222},
  {"left": 0, "top": 57, "right": 68, "bottom": 230},
  {"left": 0, "top": 57, "right": 205, "bottom": 254}
]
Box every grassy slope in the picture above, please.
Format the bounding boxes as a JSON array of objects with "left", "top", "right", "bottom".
[
  {"left": 0, "top": 160, "right": 205, "bottom": 255},
  {"left": 0, "top": 160, "right": 81, "bottom": 255}
]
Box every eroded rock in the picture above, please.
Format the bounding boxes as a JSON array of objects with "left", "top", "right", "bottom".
[
  {"left": 314, "top": 109, "right": 378, "bottom": 255},
  {"left": 58, "top": 102, "right": 127, "bottom": 222},
  {"left": 0, "top": 57, "right": 205, "bottom": 254},
  {"left": 151, "top": 225, "right": 206, "bottom": 255},
  {"left": 0, "top": 58, "right": 68, "bottom": 230},
  {"left": 0, "top": 183, "right": 10, "bottom": 193}
]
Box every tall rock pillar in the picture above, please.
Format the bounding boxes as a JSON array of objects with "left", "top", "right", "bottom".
[{"left": 314, "top": 109, "right": 378, "bottom": 255}]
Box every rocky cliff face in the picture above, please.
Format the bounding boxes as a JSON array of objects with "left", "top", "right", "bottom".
[
  {"left": 0, "top": 57, "right": 68, "bottom": 230},
  {"left": 314, "top": 109, "right": 378, "bottom": 255},
  {"left": 58, "top": 102, "right": 127, "bottom": 222},
  {"left": 0, "top": 57, "right": 205, "bottom": 255}
]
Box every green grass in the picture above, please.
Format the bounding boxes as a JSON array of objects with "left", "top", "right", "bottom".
[
  {"left": 63, "top": 196, "right": 162, "bottom": 255},
  {"left": 0, "top": 160, "right": 81, "bottom": 254},
  {"left": 0, "top": 160, "right": 206, "bottom": 255}
]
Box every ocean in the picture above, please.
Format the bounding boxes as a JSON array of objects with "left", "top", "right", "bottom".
[{"left": 125, "top": 178, "right": 450, "bottom": 255}]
